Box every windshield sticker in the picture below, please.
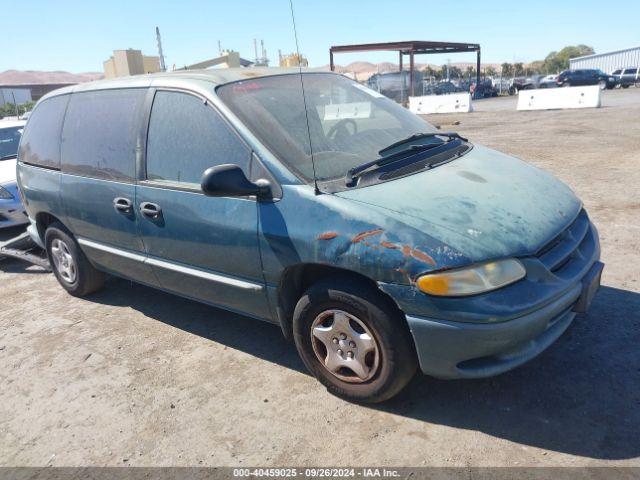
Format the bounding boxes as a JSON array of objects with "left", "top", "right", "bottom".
[
  {"left": 322, "top": 102, "right": 372, "bottom": 120},
  {"left": 352, "top": 83, "right": 386, "bottom": 98}
]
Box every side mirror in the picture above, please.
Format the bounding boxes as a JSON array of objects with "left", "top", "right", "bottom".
[{"left": 201, "top": 164, "right": 271, "bottom": 199}]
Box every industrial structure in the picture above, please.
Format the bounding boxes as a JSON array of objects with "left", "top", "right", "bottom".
[
  {"left": 254, "top": 39, "right": 269, "bottom": 67},
  {"left": 330, "top": 41, "right": 481, "bottom": 98},
  {"left": 0, "top": 70, "right": 102, "bottom": 101},
  {"left": 178, "top": 51, "right": 253, "bottom": 70},
  {"left": 570, "top": 46, "right": 640, "bottom": 74},
  {"left": 103, "top": 49, "right": 161, "bottom": 78}
]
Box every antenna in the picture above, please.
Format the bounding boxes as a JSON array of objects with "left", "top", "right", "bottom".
[
  {"left": 288, "top": 0, "right": 319, "bottom": 195},
  {"left": 254, "top": 39, "right": 259, "bottom": 64},
  {"left": 156, "top": 26, "right": 166, "bottom": 72},
  {"left": 218, "top": 40, "right": 222, "bottom": 56}
]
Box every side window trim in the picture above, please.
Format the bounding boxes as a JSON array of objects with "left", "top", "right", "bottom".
[
  {"left": 60, "top": 88, "right": 146, "bottom": 183},
  {"left": 140, "top": 87, "right": 271, "bottom": 196}
]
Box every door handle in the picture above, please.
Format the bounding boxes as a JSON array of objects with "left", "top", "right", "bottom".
[
  {"left": 113, "top": 197, "right": 133, "bottom": 214},
  {"left": 140, "top": 202, "right": 162, "bottom": 219}
]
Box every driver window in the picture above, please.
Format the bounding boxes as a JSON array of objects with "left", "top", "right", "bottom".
[{"left": 146, "top": 90, "right": 250, "bottom": 185}]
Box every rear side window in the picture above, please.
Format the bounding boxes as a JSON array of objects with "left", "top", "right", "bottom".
[
  {"left": 145, "top": 90, "right": 250, "bottom": 185},
  {"left": 624, "top": 68, "right": 638, "bottom": 75},
  {"left": 61, "top": 89, "right": 145, "bottom": 182},
  {"left": 18, "top": 95, "right": 69, "bottom": 169}
]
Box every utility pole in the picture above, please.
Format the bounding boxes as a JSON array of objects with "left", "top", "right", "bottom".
[
  {"left": 10, "top": 92, "right": 19, "bottom": 118},
  {"left": 156, "top": 27, "right": 166, "bottom": 72},
  {"left": 254, "top": 39, "right": 259, "bottom": 65}
]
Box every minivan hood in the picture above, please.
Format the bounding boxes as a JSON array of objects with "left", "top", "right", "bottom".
[
  {"left": 0, "top": 158, "right": 17, "bottom": 184},
  {"left": 336, "top": 145, "right": 581, "bottom": 261}
]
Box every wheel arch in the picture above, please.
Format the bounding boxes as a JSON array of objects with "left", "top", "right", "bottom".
[
  {"left": 276, "top": 263, "right": 405, "bottom": 341},
  {"left": 35, "top": 212, "right": 67, "bottom": 241}
]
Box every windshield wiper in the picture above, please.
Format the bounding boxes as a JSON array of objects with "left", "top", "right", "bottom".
[
  {"left": 345, "top": 144, "right": 441, "bottom": 185},
  {"left": 378, "top": 131, "right": 467, "bottom": 156},
  {"left": 345, "top": 132, "right": 468, "bottom": 185},
  {"left": 0, "top": 154, "right": 18, "bottom": 161}
]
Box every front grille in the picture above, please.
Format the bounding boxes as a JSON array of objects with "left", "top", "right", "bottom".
[
  {"left": 537, "top": 209, "right": 594, "bottom": 278},
  {"left": 0, "top": 214, "right": 7, "bottom": 222}
]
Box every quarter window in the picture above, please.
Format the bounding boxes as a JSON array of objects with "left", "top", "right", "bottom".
[
  {"left": 61, "top": 89, "right": 145, "bottom": 181},
  {"left": 18, "top": 95, "right": 69, "bottom": 169},
  {"left": 145, "top": 90, "right": 250, "bottom": 185}
]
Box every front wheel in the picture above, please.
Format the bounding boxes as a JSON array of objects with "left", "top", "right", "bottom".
[
  {"left": 45, "top": 223, "right": 105, "bottom": 297},
  {"left": 293, "top": 278, "right": 417, "bottom": 403},
  {"left": 598, "top": 80, "right": 607, "bottom": 90}
]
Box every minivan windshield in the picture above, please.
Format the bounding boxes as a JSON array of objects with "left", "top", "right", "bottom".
[
  {"left": 0, "top": 126, "right": 23, "bottom": 160},
  {"left": 217, "top": 73, "right": 441, "bottom": 183}
]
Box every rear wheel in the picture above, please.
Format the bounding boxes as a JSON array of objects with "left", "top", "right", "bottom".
[
  {"left": 598, "top": 80, "right": 607, "bottom": 90},
  {"left": 45, "top": 223, "right": 105, "bottom": 297},
  {"left": 293, "top": 277, "right": 417, "bottom": 403}
]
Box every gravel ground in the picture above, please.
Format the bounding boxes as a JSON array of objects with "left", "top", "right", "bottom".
[{"left": 1, "top": 88, "right": 639, "bottom": 467}]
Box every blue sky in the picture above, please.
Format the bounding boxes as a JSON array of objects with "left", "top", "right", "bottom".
[{"left": 3, "top": 0, "right": 638, "bottom": 72}]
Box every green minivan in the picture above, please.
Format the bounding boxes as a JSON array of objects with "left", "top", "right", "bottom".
[{"left": 17, "top": 69, "right": 603, "bottom": 402}]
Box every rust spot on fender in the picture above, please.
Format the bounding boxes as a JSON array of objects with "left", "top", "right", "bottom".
[
  {"left": 410, "top": 248, "right": 437, "bottom": 266},
  {"left": 317, "top": 232, "right": 339, "bottom": 240},
  {"left": 352, "top": 229, "right": 383, "bottom": 243},
  {"left": 381, "top": 241, "right": 399, "bottom": 250},
  {"left": 401, "top": 245, "right": 436, "bottom": 266}
]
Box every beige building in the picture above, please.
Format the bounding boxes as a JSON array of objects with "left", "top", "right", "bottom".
[
  {"left": 279, "top": 53, "right": 309, "bottom": 68},
  {"left": 103, "top": 49, "right": 161, "bottom": 78}
]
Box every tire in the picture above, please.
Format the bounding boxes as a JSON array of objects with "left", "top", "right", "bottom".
[
  {"left": 293, "top": 277, "right": 418, "bottom": 403},
  {"left": 562, "top": 82, "right": 571, "bottom": 88},
  {"left": 622, "top": 84, "right": 630, "bottom": 89},
  {"left": 45, "top": 222, "right": 105, "bottom": 297},
  {"left": 598, "top": 80, "right": 607, "bottom": 90}
]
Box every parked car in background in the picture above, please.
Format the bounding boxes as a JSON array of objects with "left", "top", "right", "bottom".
[
  {"left": 472, "top": 79, "right": 498, "bottom": 98},
  {"left": 556, "top": 69, "right": 616, "bottom": 89},
  {"left": 18, "top": 70, "right": 603, "bottom": 402},
  {"left": 0, "top": 120, "right": 28, "bottom": 229},
  {"left": 539, "top": 74, "right": 558, "bottom": 88},
  {"left": 508, "top": 77, "right": 527, "bottom": 95},
  {"left": 422, "top": 81, "right": 463, "bottom": 96},
  {"left": 612, "top": 67, "right": 639, "bottom": 88},
  {"left": 367, "top": 70, "right": 423, "bottom": 101}
]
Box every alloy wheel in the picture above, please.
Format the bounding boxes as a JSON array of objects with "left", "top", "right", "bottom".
[{"left": 50, "top": 238, "right": 77, "bottom": 284}]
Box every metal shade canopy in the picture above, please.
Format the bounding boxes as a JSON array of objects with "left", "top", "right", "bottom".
[{"left": 329, "top": 40, "right": 481, "bottom": 99}]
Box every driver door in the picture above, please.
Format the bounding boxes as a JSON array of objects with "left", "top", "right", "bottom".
[{"left": 136, "top": 89, "right": 270, "bottom": 319}]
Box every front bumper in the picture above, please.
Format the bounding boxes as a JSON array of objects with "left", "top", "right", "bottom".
[{"left": 380, "top": 212, "right": 602, "bottom": 379}]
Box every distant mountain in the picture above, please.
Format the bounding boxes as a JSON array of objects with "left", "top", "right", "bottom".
[
  {"left": 324, "top": 61, "right": 503, "bottom": 82},
  {"left": 0, "top": 70, "right": 104, "bottom": 85}
]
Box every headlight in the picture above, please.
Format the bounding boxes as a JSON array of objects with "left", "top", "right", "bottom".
[
  {"left": 417, "top": 259, "right": 526, "bottom": 297},
  {"left": 0, "top": 185, "right": 14, "bottom": 200}
]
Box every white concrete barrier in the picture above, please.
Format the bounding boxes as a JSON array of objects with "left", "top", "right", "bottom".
[
  {"left": 517, "top": 86, "right": 601, "bottom": 111},
  {"left": 409, "top": 93, "right": 473, "bottom": 114}
]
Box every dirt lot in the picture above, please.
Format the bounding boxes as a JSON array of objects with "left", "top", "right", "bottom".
[{"left": 1, "top": 88, "right": 639, "bottom": 467}]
